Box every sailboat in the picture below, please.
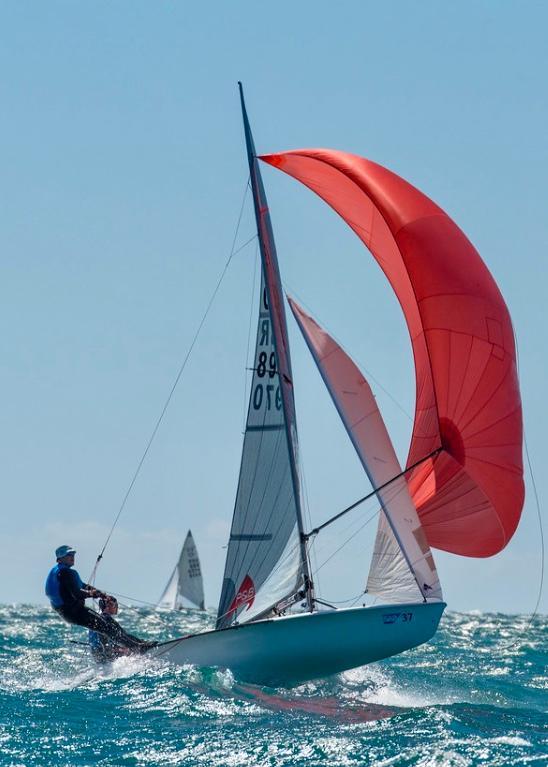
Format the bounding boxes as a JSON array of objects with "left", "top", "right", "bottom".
[
  {"left": 156, "top": 530, "right": 205, "bottom": 611},
  {"left": 148, "top": 84, "right": 524, "bottom": 687}
]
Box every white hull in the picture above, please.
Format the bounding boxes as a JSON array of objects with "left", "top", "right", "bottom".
[{"left": 150, "top": 601, "right": 446, "bottom": 687}]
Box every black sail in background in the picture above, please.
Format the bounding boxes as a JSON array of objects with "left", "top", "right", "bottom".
[{"left": 216, "top": 86, "right": 311, "bottom": 629}]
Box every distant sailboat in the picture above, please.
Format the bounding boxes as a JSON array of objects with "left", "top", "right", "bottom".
[
  {"left": 146, "top": 83, "right": 524, "bottom": 687},
  {"left": 157, "top": 530, "right": 205, "bottom": 611}
]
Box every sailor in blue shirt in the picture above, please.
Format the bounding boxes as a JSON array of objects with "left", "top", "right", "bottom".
[{"left": 45, "top": 545, "right": 156, "bottom": 652}]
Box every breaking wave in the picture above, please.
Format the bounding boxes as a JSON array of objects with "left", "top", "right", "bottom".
[{"left": 0, "top": 606, "right": 545, "bottom": 766}]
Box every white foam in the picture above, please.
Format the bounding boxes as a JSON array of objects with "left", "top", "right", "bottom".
[
  {"left": 490, "top": 736, "right": 532, "bottom": 747},
  {"left": 340, "top": 664, "right": 457, "bottom": 709}
]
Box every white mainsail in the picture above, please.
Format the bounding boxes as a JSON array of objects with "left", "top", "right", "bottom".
[
  {"left": 216, "top": 85, "right": 311, "bottom": 630},
  {"left": 157, "top": 530, "right": 205, "bottom": 610},
  {"left": 289, "top": 298, "right": 442, "bottom": 603}
]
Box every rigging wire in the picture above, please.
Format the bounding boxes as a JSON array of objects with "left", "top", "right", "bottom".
[
  {"left": 105, "top": 591, "right": 159, "bottom": 608},
  {"left": 308, "top": 475, "right": 408, "bottom": 566},
  {"left": 89, "top": 179, "right": 252, "bottom": 584},
  {"left": 308, "top": 448, "right": 440, "bottom": 536},
  {"left": 304, "top": 493, "right": 378, "bottom": 566},
  {"left": 523, "top": 433, "right": 545, "bottom": 618},
  {"left": 312, "top": 506, "right": 380, "bottom": 576},
  {"left": 491, "top": 430, "right": 545, "bottom": 653},
  {"left": 299, "top": 446, "right": 322, "bottom": 597},
  {"left": 489, "top": 328, "right": 546, "bottom": 652},
  {"left": 242, "top": 243, "right": 259, "bottom": 433},
  {"left": 315, "top": 590, "right": 367, "bottom": 606}
]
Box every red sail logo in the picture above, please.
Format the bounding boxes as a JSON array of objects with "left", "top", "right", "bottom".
[{"left": 227, "top": 575, "right": 255, "bottom": 618}]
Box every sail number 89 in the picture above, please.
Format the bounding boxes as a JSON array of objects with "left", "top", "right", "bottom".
[{"left": 257, "top": 351, "right": 276, "bottom": 378}]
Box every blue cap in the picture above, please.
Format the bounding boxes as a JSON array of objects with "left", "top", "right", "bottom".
[{"left": 55, "top": 545, "right": 76, "bottom": 559}]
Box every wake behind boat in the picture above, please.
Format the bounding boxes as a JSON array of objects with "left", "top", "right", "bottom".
[{"left": 105, "top": 83, "right": 523, "bottom": 687}]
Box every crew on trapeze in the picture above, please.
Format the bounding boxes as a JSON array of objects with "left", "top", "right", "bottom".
[
  {"left": 45, "top": 545, "right": 157, "bottom": 654},
  {"left": 88, "top": 595, "right": 150, "bottom": 662}
]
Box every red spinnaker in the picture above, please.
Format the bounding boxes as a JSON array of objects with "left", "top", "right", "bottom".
[{"left": 262, "top": 150, "right": 523, "bottom": 557}]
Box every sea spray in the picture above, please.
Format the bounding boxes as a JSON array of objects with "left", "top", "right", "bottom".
[{"left": 0, "top": 606, "right": 545, "bottom": 766}]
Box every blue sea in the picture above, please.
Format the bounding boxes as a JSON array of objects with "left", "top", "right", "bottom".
[{"left": 0, "top": 606, "right": 545, "bottom": 766}]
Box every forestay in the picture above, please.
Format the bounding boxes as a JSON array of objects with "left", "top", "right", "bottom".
[
  {"left": 289, "top": 299, "right": 442, "bottom": 603},
  {"left": 157, "top": 530, "right": 205, "bottom": 610}
]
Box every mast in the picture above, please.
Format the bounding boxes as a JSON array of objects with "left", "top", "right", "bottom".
[{"left": 238, "top": 82, "right": 314, "bottom": 612}]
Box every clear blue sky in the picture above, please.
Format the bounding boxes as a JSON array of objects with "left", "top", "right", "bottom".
[{"left": 1, "top": 1, "right": 546, "bottom": 613}]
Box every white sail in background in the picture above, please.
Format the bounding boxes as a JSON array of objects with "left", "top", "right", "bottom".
[
  {"left": 289, "top": 298, "right": 442, "bottom": 603},
  {"left": 157, "top": 530, "right": 205, "bottom": 610}
]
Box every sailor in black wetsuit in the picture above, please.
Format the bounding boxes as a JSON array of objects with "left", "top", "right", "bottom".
[
  {"left": 45, "top": 545, "right": 156, "bottom": 652},
  {"left": 89, "top": 596, "right": 151, "bottom": 662}
]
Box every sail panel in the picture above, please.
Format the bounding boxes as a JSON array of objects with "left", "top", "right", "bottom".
[
  {"left": 264, "top": 150, "right": 524, "bottom": 558},
  {"left": 289, "top": 299, "right": 441, "bottom": 601},
  {"left": 239, "top": 525, "right": 303, "bottom": 623},
  {"left": 216, "top": 276, "right": 304, "bottom": 628},
  {"left": 157, "top": 567, "right": 178, "bottom": 610},
  {"left": 366, "top": 511, "right": 426, "bottom": 603}
]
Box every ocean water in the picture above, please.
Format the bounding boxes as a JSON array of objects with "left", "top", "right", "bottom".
[{"left": 0, "top": 606, "right": 545, "bottom": 767}]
